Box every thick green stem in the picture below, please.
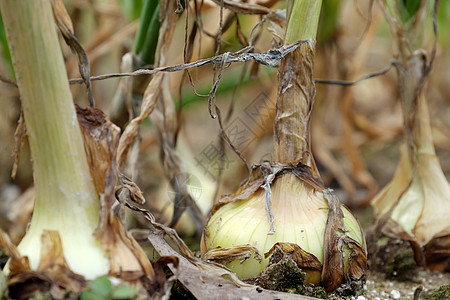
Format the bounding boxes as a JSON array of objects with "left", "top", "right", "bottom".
[
  {"left": 133, "top": 0, "right": 159, "bottom": 65},
  {"left": 139, "top": 3, "right": 160, "bottom": 66},
  {"left": 1, "top": 0, "right": 107, "bottom": 277},
  {"left": 285, "top": 0, "right": 323, "bottom": 44}
]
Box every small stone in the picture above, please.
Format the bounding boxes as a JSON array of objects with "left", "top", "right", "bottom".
[
  {"left": 374, "top": 298, "right": 380, "bottom": 300},
  {"left": 391, "top": 289, "right": 401, "bottom": 299},
  {"left": 356, "top": 296, "right": 367, "bottom": 300}
]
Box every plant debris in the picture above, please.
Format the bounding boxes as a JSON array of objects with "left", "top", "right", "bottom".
[
  {"left": 147, "top": 227, "right": 317, "bottom": 300},
  {"left": 256, "top": 244, "right": 327, "bottom": 298}
]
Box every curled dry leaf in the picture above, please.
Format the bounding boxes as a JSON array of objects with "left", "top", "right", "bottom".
[
  {"left": 50, "top": 0, "right": 73, "bottom": 36},
  {"left": 76, "top": 105, "right": 178, "bottom": 297},
  {"left": 99, "top": 218, "right": 153, "bottom": 280},
  {"left": 11, "top": 111, "right": 25, "bottom": 180},
  {"left": 210, "top": 0, "right": 272, "bottom": 15},
  {"left": 116, "top": 173, "right": 146, "bottom": 205},
  {"left": 203, "top": 245, "right": 262, "bottom": 265},
  {"left": 321, "top": 190, "right": 367, "bottom": 292},
  {"left": 152, "top": 76, "right": 205, "bottom": 231},
  {"left": 0, "top": 228, "right": 30, "bottom": 275},
  {"left": 50, "top": 0, "right": 94, "bottom": 106},
  {"left": 343, "top": 235, "right": 369, "bottom": 281},
  {"left": 322, "top": 190, "right": 350, "bottom": 291},
  {"left": 76, "top": 105, "right": 154, "bottom": 281},
  {"left": 68, "top": 41, "right": 308, "bottom": 86},
  {"left": 76, "top": 105, "right": 119, "bottom": 199},
  {"left": 116, "top": 48, "right": 165, "bottom": 169},
  {"left": 423, "top": 227, "right": 450, "bottom": 272}
]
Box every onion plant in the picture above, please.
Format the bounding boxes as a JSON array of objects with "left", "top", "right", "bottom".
[
  {"left": 201, "top": 0, "right": 367, "bottom": 292},
  {"left": 0, "top": 0, "right": 153, "bottom": 292},
  {"left": 371, "top": 0, "right": 450, "bottom": 271}
]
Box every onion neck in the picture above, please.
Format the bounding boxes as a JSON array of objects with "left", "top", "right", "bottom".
[
  {"left": 273, "top": 44, "right": 317, "bottom": 169},
  {"left": 273, "top": 0, "right": 322, "bottom": 170},
  {"left": 398, "top": 53, "right": 435, "bottom": 163}
]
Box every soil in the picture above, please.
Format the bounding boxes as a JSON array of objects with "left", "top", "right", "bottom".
[
  {"left": 360, "top": 270, "right": 450, "bottom": 300},
  {"left": 243, "top": 235, "right": 450, "bottom": 300}
]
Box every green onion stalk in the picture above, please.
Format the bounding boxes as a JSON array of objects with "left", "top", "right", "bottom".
[
  {"left": 371, "top": 0, "right": 450, "bottom": 271},
  {"left": 201, "top": 0, "right": 367, "bottom": 292},
  {"left": 0, "top": 0, "right": 153, "bottom": 292}
]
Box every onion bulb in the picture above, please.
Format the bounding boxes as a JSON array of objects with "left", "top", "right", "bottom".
[
  {"left": 371, "top": 92, "right": 450, "bottom": 271},
  {"left": 202, "top": 172, "right": 366, "bottom": 287}
]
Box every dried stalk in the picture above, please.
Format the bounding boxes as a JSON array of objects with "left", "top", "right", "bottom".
[
  {"left": 273, "top": 0, "right": 322, "bottom": 168},
  {"left": 273, "top": 44, "right": 316, "bottom": 167}
]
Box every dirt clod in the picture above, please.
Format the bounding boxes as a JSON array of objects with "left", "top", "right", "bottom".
[{"left": 255, "top": 246, "right": 327, "bottom": 298}]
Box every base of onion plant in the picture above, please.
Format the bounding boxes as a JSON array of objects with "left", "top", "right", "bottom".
[
  {"left": 0, "top": 0, "right": 156, "bottom": 297},
  {"left": 202, "top": 0, "right": 367, "bottom": 292},
  {"left": 0, "top": 106, "right": 156, "bottom": 297},
  {"left": 201, "top": 163, "right": 367, "bottom": 292},
  {"left": 371, "top": 93, "right": 450, "bottom": 272}
]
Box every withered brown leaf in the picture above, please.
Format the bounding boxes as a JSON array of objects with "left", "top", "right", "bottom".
[
  {"left": 203, "top": 245, "right": 262, "bottom": 265},
  {"left": 265, "top": 242, "right": 322, "bottom": 272}
]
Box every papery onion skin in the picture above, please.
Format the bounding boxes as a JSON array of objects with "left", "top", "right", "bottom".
[
  {"left": 201, "top": 173, "right": 364, "bottom": 282},
  {"left": 372, "top": 92, "right": 450, "bottom": 248}
]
